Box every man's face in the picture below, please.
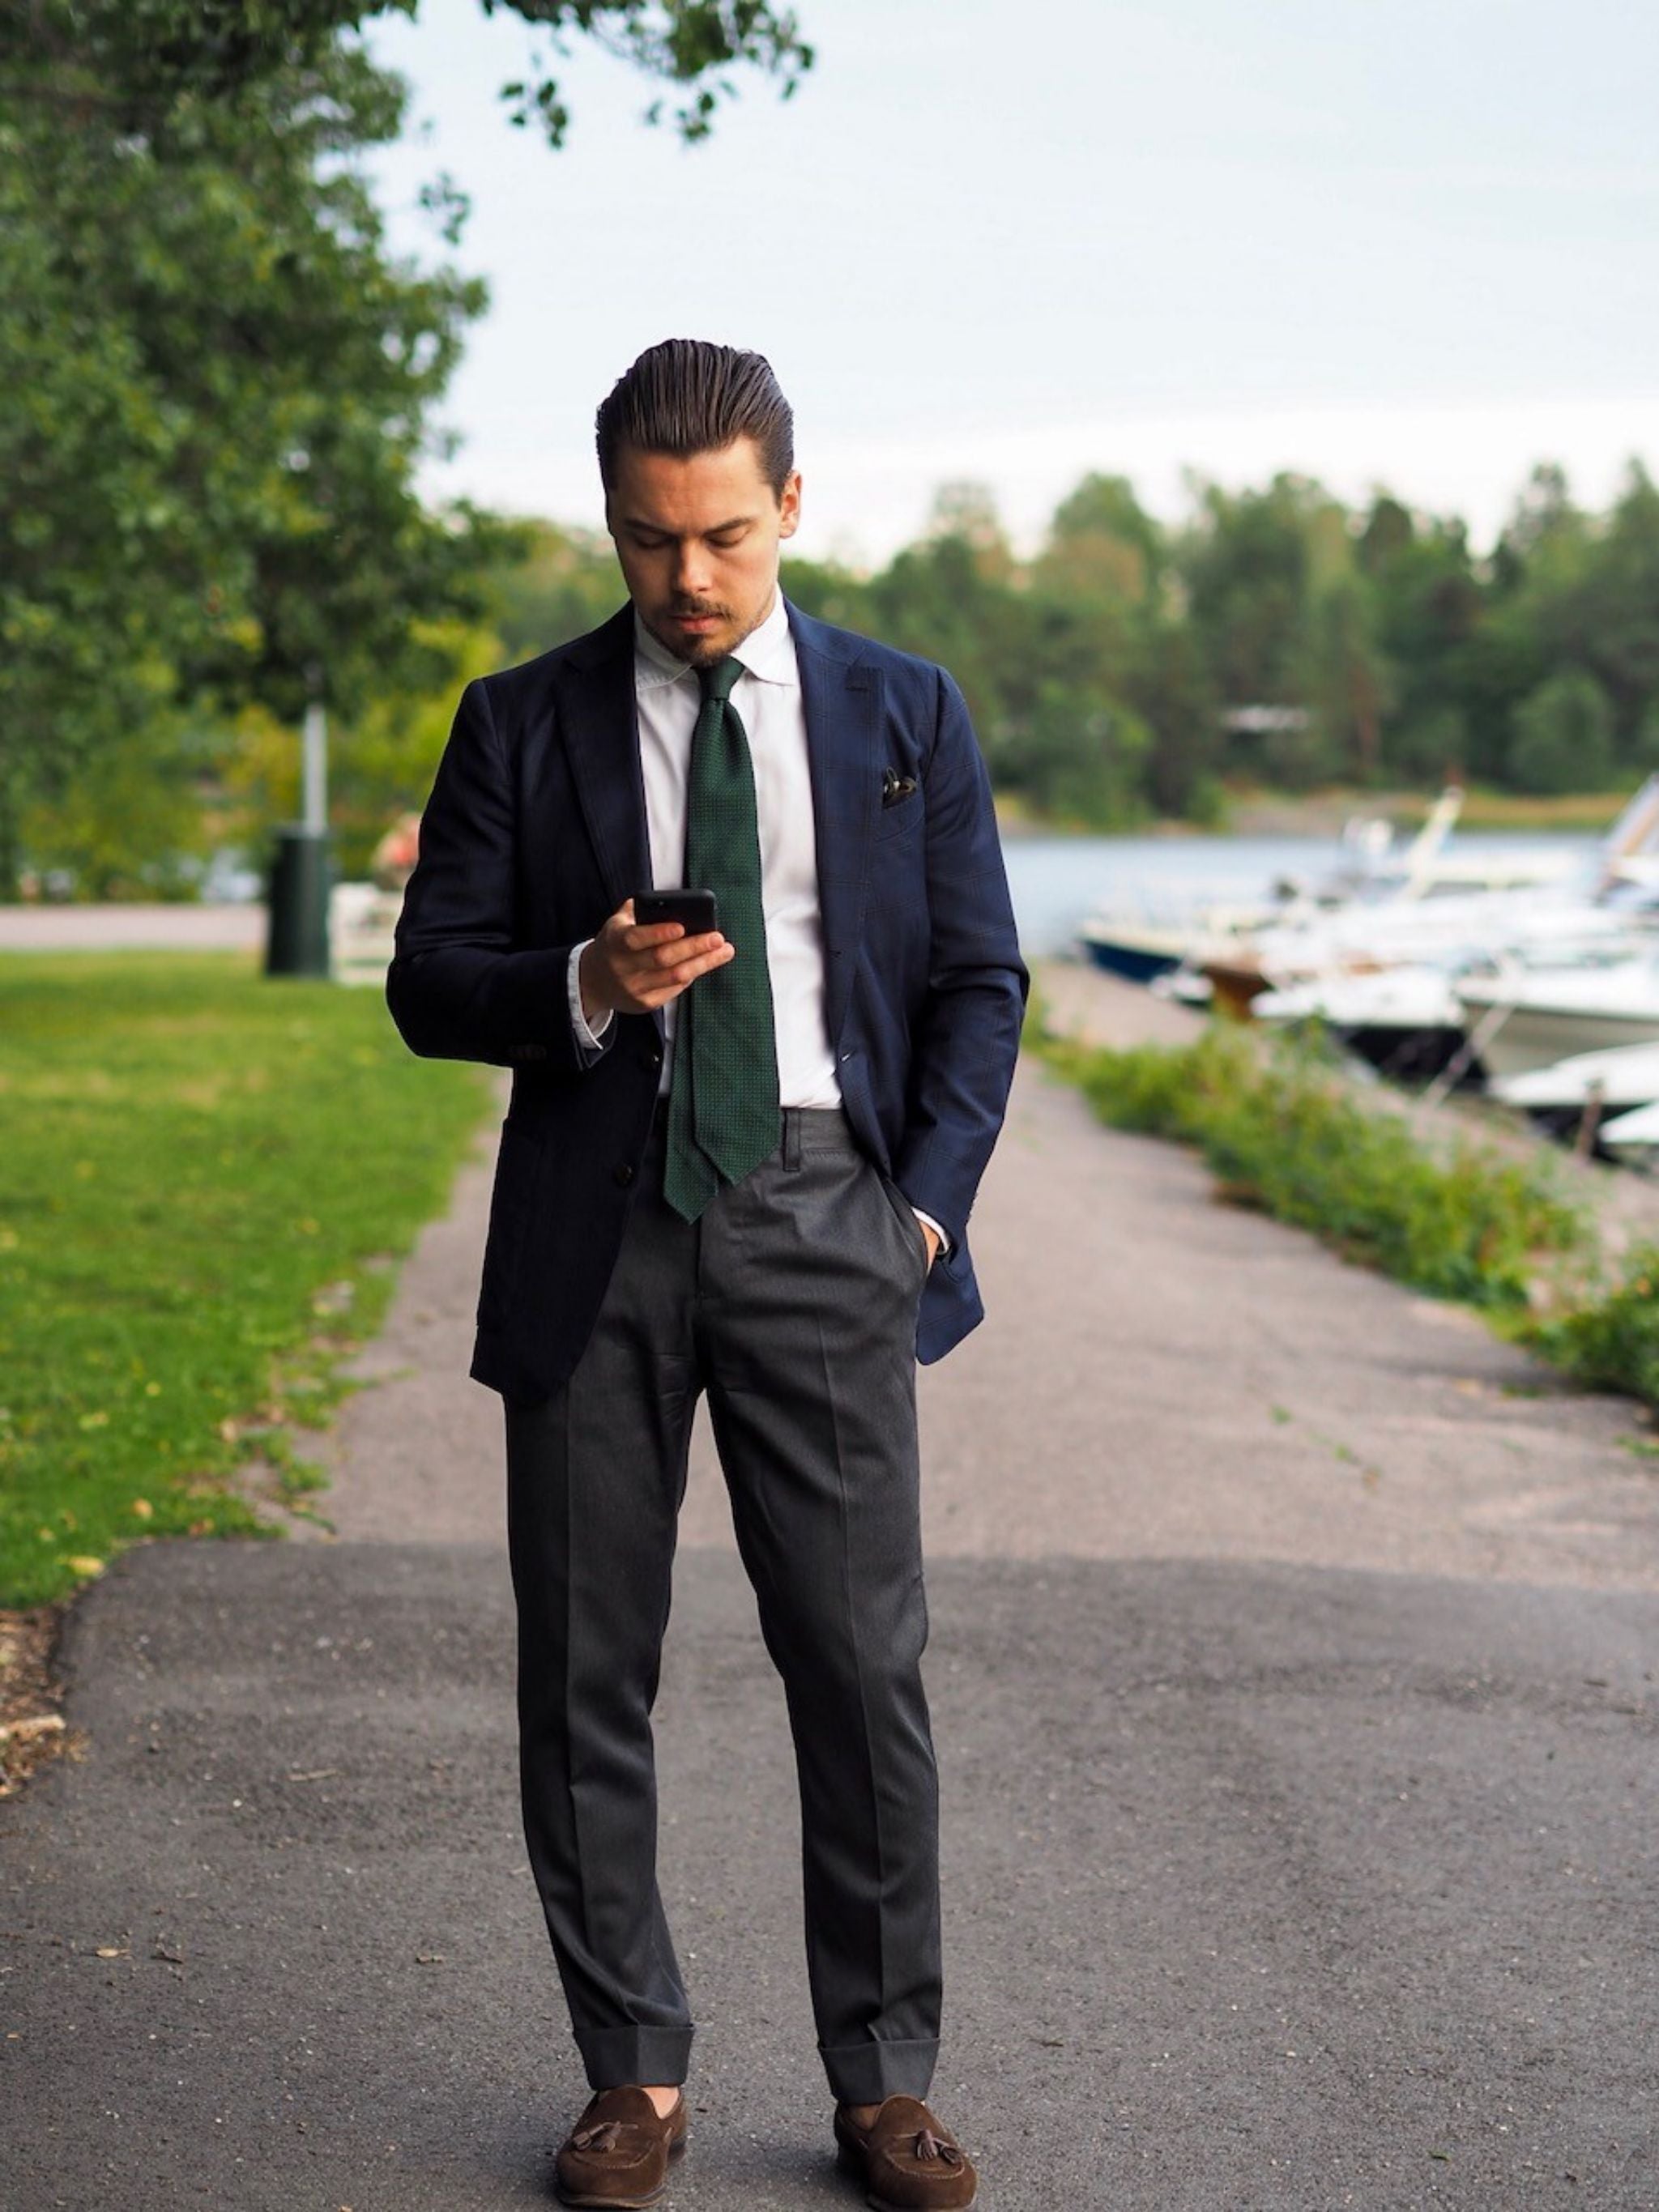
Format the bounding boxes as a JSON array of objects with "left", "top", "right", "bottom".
[{"left": 606, "top": 437, "right": 802, "bottom": 668}]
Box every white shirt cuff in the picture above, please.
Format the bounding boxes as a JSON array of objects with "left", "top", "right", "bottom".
[
  {"left": 567, "top": 940, "right": 613, "bottom": 1052},
  {"left": 912, "top": 1207, "right": 949, "bottom": 1255}
]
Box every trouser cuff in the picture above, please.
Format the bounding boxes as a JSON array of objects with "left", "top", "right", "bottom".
[
  {"left": 576, "top": 2023, "right": 695, "bottom": 2090},
  {"left": 820, "top": 2035, "right": 939, "bottom": 2104}
]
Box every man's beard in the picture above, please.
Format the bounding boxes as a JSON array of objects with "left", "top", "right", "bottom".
[
  {"left": 649, "top": 600, "right": 757, "bottom": 667},
  {"left": 646, "top": 606, "right": 725, "bottom": 663}
]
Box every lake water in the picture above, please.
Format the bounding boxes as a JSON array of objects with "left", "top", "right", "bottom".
[{"left": 999, "top": 829, "right": 1605, "bottom": 957}]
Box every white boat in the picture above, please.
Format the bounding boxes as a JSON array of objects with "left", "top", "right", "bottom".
[
  {"left": 1596, "top": 1098, "right": 1659, "bottom": 1149},
  {"left": 1079, "top": 786, "right": 1472, "bottom": 984},
  {"left": 1082, "top": 779, "right": 1659, "bottom": 1081},
  {"left": 1251, "top": 933, "right": 1659, "bottom": 1087},
  {"left": 1453, "top": 956, "right": 1659, "bottom": 1080},
  {"left": 1491, "top": 1040, "right": 1659, "bottom": 1112},
  {"left": 1194, "top": 781, "right": 1659, "bottom": 1035},
  {"left": 1218, "top": 778, "right": 1657, "bottom": 957},
  {"left": 1252, "top": 964, "right": 1471, "bottom": 1081}
]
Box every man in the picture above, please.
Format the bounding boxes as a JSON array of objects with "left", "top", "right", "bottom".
[{"left": 388, "top": 339, "right": 1026, "bottom": 2211}]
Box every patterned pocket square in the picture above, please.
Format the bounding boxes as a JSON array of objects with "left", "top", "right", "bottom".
[{"left": 881, "top": 769, "right": 919, "bottom": 808}]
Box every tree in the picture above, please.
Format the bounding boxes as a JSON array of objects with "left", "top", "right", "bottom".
[
  {"left": 776, "top": 552, "right": 874, "bottom": 641},
  {"left": 868, "top": 489, "right": 1028, "bottom": 744},
  {"left": 1177, "top": 473, "right": 1376, "bottom": 788},
  {"left": 1, "top": 1, "right": 813, "bottom": 896},
  {"left": 1491, "top": 462, "right": 1585, "bottom": 587},
  {"left": 19, "top": 704, "right": 215, "bottom": 900},
  {"left": 1306, "top": 573, "right": 1384, "bottom": 785},
  {"left": 0, "top": 36, "right": 522, "bottom": 893},
  {"left": 1032, "top": 475, "right": 1162, "bottom": 682},
  {"left": 3, "top": 2, "right": 815, "bottom": 149},
  {"left": 222, "top": 616, "right": 509, "bottom": 876},
  {"left": 994, "top": 684, "right": 1152, "bottom": 829},
  {"left": 1043, "top": 473, "right": 1164, "bottom": 599},
  {"left": 481, "top": 519, "right": 628, "bottom": 664},
  {"left": 1508, "top": 667, "right": 1615, "bottom": 795},
  {"left": 1356, "top": 496, "right": 1489, "bottom": 784},
  {"left": 1529, "top": 463, "right": 1659, "bottom": 756},
  {"left": 1391, "top": 704, "right": 1469, "bottom": 785},
  {"left": 1130, "top": 617, "right": 1223, "bottom": 820},
  {"left": 1179, "top": 475, "right": 1319, "bottom": 712}
]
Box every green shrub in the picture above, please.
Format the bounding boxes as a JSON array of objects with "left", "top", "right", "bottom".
[
  {"left": 1039, "top": 1018, "right": 1586, "bottom": 1310},
  {"left": 1522, "top": 1242, "right": 1659, "bottom": 1403}
]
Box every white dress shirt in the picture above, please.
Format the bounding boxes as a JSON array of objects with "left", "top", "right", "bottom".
[{"left": 566, "top": 590, "right": 946, "bottom": 1248}]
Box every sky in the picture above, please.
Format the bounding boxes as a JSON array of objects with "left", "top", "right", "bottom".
[{"left": 359, "top": 0, "right": 1659, "bottom": 565}]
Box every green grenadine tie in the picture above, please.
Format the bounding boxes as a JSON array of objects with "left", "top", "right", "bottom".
[{"left": 661, "top": 654, "right": 782, "bottom": 1222}]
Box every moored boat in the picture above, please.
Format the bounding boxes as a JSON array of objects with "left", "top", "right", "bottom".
[
  {"left": 1596, "top": 1097, "right": 1659, "bottom": 1150},
  {"left": 1252, "top": 964, "right": 1474, "bottom": 1082},
  {"left": 1453, "top": 957, "right": 1659, "bottom": 1079},
  {"left": 1491, "top": 1038, "right": 1659, "bottom": 1113}
]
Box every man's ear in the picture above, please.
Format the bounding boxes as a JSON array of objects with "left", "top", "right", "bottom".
[{"left": 778, "top": 470, "right": 803, "bottom": 541}]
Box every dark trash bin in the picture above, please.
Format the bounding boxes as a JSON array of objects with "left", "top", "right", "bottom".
[{"left": 265, "top": 825, "right": 333, "bottom": 979}]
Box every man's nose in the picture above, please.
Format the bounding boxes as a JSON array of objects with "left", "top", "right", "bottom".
[{"left": 672, "top": 541, "right": 712, "bottom": 599}]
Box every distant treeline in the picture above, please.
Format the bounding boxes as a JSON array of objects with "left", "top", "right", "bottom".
[
  {"left": 16, "top": 459, "right": 1659, "bottom": 895},
  {"left": 486, "top": 461, "right": 1659, "bottom": 833}
]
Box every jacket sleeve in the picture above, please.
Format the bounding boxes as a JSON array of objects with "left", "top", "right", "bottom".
[
  {"left": 890, "top": 667, "right": 1029, "bottom": 1241},
  {"left": 386, "top": 676, "right": 612, "bottom": 1072}
]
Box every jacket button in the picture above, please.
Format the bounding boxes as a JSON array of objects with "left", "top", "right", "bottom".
[
  {"left": 640, "top": 1046, "right": 661, "bottom": 1071},
  {"left": 613, "top": 1162, "right": 635, "bottom": 1187}
]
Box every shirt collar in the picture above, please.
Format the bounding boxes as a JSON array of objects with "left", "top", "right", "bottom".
[{"left": 632, "top": 588, "right": 797, "bottom": 692}]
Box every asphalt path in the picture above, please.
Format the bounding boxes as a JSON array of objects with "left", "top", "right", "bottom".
[
  {"left": 0, "top": 904, "right": 265, "bottom": 953},
  {"left": 4, "top": 969, "right": 1657, "bottom": 2209}
]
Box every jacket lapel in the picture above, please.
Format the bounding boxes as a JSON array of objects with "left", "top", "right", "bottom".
[
  {"left": 554, "top": 605, "right": 651, "bottom": 915},
  {"left": 790, "top": 601, "right": 880, "bottom": 1051}
]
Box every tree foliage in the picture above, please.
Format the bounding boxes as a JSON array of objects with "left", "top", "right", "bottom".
[
  {"left": 2, "top": 0, "right": 814, "bottom": 146},
  {"left": 1, "top": 0, "right": 810, "bottom": 895},
  {"left": 331, "top": 457, "right": 1659, "bottom": 840},
  {"left": 0, "top": 27, "right": 512, "bottom": 891},
  {"left": 1508, "top": 667, "right": 1615, "bottom": 796}
]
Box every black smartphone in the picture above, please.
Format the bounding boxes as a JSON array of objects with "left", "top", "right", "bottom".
[{"left": 635, "top": 889, "right": 719, "bottom": 935}]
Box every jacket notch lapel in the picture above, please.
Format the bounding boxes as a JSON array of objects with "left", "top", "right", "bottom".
[{"left": 555, "top": 620, "right": 651, "bottom": 917}]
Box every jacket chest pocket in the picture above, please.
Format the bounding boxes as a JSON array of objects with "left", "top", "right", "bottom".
[{"left": 873, "top": 795, "right": 923, "bottom": 846}]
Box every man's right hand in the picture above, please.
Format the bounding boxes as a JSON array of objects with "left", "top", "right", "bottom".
[{"left": 578, "top": 898, "right": 735, "bottom": 1021}]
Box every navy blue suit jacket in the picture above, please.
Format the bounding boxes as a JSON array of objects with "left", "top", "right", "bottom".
[{"left": 386, "top": 599, "right": 1028, "bottom": 1405}]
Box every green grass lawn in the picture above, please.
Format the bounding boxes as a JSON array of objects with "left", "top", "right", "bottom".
[{"left": 0, "top": 953, "right": 491, "bottom": 1606}]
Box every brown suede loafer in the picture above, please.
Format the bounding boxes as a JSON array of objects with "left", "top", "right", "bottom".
[
  {"left": 554, "top": 2086, "right": 687, "bottom": 2209},
  {"left": 834, "top": 2095, "right": 978, "bottom": 2211}
]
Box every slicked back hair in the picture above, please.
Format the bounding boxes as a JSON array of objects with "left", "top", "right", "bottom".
[{"left": 596, "top": 339, "right": 795, "bottom": 500}]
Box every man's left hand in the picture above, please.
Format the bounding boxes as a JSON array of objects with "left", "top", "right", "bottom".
[{"left": 918, "top": 1220, "right": 940, "bottom": 1271}]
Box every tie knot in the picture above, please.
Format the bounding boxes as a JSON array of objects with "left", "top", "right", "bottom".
[{"left": 697, "top": 654, "right": 744, "bottom": 706}]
